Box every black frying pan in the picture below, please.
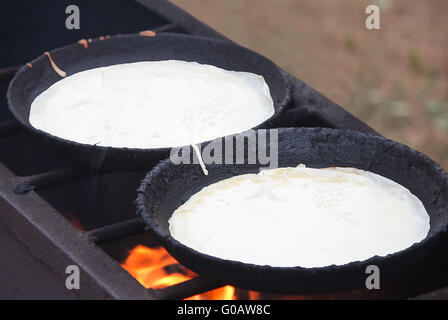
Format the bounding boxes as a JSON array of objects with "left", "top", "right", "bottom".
[
  {"left": 7, "top": 33, "right": 291, "bottom": 170},
  {"left": 136, "top": 127, "right": 448, "bottom": 294}
]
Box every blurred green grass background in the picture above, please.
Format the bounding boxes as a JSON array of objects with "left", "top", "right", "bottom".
[{"left": 172, "top": 0, "right": 448, "bottom": 170}]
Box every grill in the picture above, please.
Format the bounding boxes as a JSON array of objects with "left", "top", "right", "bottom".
[{"left": 0, "top": 0, "right": 447, "bottom": 300}]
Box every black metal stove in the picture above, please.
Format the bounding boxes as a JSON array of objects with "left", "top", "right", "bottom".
[{"left": 0, "top": 0, "right": 447, "bottom": 300}]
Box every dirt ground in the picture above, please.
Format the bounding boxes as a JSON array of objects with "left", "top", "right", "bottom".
[{"left": 172, "top": 0, "right": 448, "bottom": 170}]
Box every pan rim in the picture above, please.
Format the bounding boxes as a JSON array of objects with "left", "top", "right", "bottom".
[{"left": 7, "top": 32, "right": 292, "bottom": 157}]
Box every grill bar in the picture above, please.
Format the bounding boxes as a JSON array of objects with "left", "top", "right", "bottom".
[
  {"left": 13, "top": 165, "right": 93, "bottom": 194},
  {"left": 154, "top": 276, "right": 225, "bottom": 300},
  {"left": 88, "top": 218, "right": 146, "bottom": 244},
  {"left": 0, "top": 65, "right": 20, "bottom": 83}
]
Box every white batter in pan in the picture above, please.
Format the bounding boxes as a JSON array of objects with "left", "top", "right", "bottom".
[
  {"left": 29, "top": 60, "right": 275, "bottom": 148},
  {"left": 169, "top": 165, "right": 430, "bottom": 268}
]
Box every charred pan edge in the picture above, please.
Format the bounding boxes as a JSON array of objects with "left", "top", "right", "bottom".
[
  {"left": 136, "top": 127, "right": 448, "bottom": 294},
  {"left": 7, "top": 32, "right": 292, "bottom": 170}
]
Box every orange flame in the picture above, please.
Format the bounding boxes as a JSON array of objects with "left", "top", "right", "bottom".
[
  {"left": 120, "top": 245, "right": 363, "bottom": 300},
  {"left": 121, "top": 245, "right": 235, "bottom": 300}
]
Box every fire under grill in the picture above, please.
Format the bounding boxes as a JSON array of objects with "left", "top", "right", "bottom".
[{"left": 1, "top": 0, "right": 447, "bottom": 300}]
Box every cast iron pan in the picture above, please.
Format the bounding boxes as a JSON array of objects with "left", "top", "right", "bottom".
[
  {"left": 7, "top": 33, "right": 291, "bottom": 170},
  {"left": 136, "top": 127, "right": 448, "bottom": 294}
]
